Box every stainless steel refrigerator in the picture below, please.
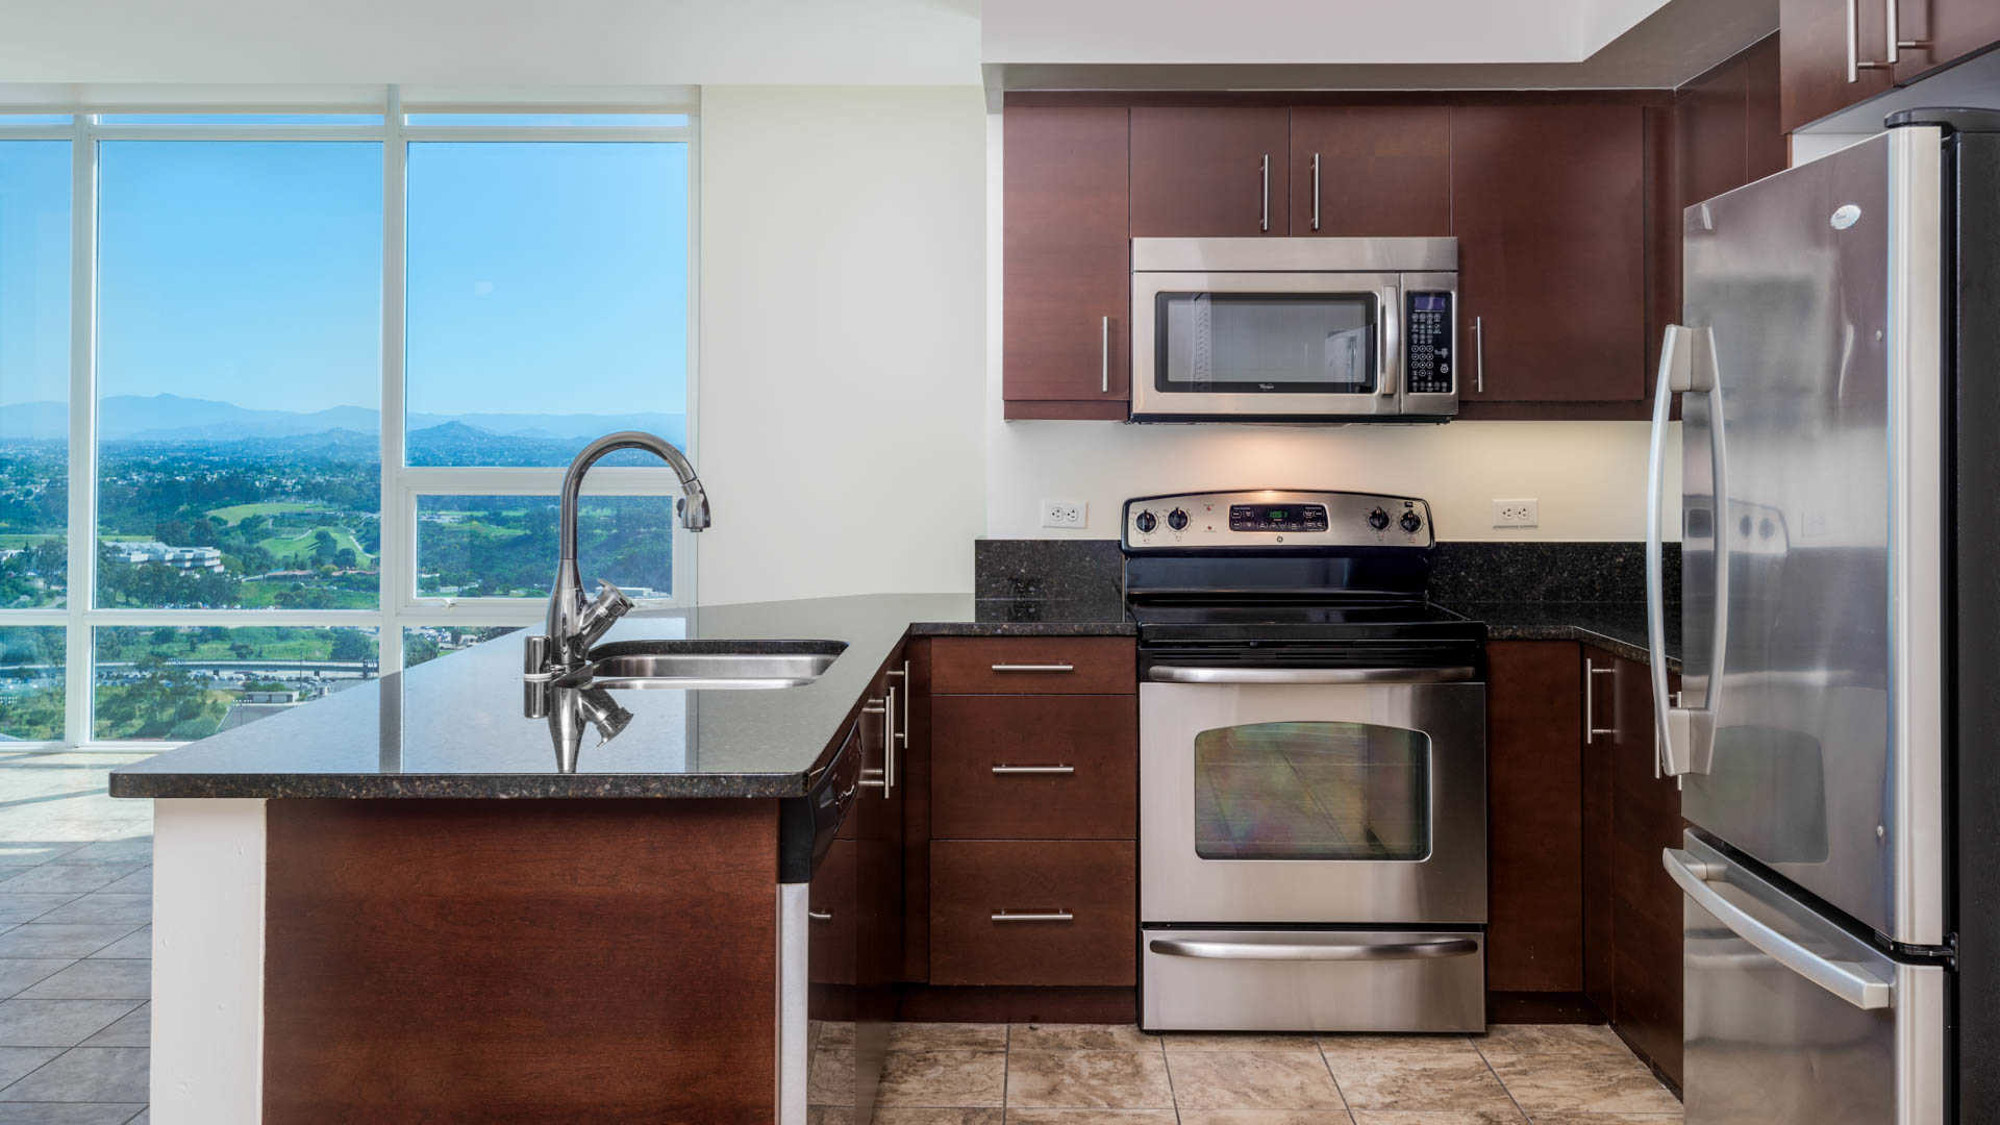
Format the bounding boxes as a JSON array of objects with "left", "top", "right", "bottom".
[{"left": 1646, "top": 108, "right": 2000, "bottom": 1123}]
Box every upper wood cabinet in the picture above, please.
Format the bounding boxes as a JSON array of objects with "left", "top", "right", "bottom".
[
  {"left": 1287, "top": 106, "right": 1452, "bottom": 237},
  {"left": 1002, "top": 106, "right": 1131, "bottom": 419},
  {"left": 1130, "top": 106, "right": 1291, "bottom": 237},
  {"left": 1781, "top": 0, "right": 1895, "bottom": 130},
  {"left": 1893, "top": 0, "right": 2000, "bottom": 82},
  {"left": 1450, "top": 103, "right": 1648, "bottom": 405}
]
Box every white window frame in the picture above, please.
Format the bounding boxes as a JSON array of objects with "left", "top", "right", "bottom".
[{"left": 0, "top": 86, "right": 699, "bottom": 750}]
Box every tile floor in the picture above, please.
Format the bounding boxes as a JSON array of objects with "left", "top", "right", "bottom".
[
  {"left": 0, "top": 751, "right": 154, "bottom": 1125},
  {"left": 807, "top": 1022, "right": 1684, "bottom": 1124}
]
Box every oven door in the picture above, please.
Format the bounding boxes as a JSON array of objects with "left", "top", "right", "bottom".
[
  {"left": 1139, "top": 666, "right": 1486, "bottom": 925},
  {"left": 1130, "top": 271, "right": 1402, "bottom": 420}
]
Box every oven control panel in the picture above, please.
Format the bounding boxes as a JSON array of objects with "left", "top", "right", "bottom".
[
  {"left": 1124, "top": 490, "right": 1433, "bottom": 551},
  {"left": 1404, "top": 291, "right": 1455, "bottom": 395}
]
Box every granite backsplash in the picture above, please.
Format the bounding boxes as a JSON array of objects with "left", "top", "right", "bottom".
[{"left": 974, "top": 538, "right": 1680, "bottom": 607}]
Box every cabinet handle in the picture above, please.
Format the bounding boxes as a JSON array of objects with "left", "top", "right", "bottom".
[
  {"left": 1472, "top": 315, "right": 1485, "bottom": 394},
  {"left": 990, "top": 662, "right": 1074, "bottom": 674},
  {"left": 1584, "top": 659, "right": 1618, "bottom": 744},
  {"left": 1259, "top": 154, "right": 1271, "bottom": 232},
  {"left": 808, "top": 910, "right": 833, "bottom": 923},
  {"left": 887, "top": 659, "right": 909, "bottom": 746},
  {"left": 1100, "top": 315, "right": 1110, "bottom": 394},
  {"left": 992, "top": 910, "right": 1073, "bottom": 923},
  {"left": 991, "top": 764, "right": 1076, "bottom": 775},
  {"left": 861, "top": 698, "right": 892, "bottom": 797},
  {"left": 1850, "top": 0, "right": 1893, "bottom": 74},
  {"left": 1885, "top": 0, "right": 1929, "bottom": 62},
  {"left": 1311, "top": 152, "right": 1321, "bottom": 232}
]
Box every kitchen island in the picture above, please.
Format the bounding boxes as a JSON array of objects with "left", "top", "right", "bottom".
[{"left": 110, "top": 593, "right": 1131, "bottom": 1125}]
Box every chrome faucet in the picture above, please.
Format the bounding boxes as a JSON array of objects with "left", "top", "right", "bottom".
[{"left": 527, "top": 430, "right": 710, "bottom": 680}]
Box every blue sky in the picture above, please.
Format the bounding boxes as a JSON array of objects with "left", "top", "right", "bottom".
[{"left": 0, "top": 135, "right": 688, "bottom": 416}]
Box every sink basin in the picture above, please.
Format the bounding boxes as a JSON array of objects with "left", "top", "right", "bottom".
[{"left": 581, "top": 639, "right": 845, "bottom": 690}]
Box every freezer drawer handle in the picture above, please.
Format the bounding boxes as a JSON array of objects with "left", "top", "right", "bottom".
[
  {"left": 1148, "top": 665, "right": 1478, "bottom": 685},
  {"left": 1663, "top": 848, "right": 1893, "bottom": 1010},
  {"left": 1148, "top": 937, "right": 1479, "bottom": 962}
]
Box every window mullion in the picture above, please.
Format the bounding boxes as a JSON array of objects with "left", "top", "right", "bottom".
[
  {"left": 63, "top": 115, "right": 96, "bottom": 746},
  {"left": 378, "top": 87, "right": 407, "bottom": 673}
]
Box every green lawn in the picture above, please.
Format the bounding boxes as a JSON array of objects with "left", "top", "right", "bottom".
[
  {"left": 206, "top": 500, "right": 328, "bottom": 525},
  {"left": 0, "top": 533, "right": 59, "bottom": 549},
  {"left": 255, "top": 526, "right": 374, "bottom": 566}
]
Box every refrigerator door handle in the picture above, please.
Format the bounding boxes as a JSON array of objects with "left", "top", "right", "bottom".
[
  {"left": 1648, "top": 324, "right": 1725, "bottom": 777},
  {"left": 1664, "top": 847, "right": 1893, "bottom": 1011}
]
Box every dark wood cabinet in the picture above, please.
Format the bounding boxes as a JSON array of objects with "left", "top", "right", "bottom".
[
  {"left": 929, "top": 636, "right": 1137, "bottom": 695},
  {"left": 1450, "top": 104, "right": 1648, "bottom": 405},
  {"left": 1002, "top": 105, "right": 1131, "bottom": 419},
  {"left": 930, "top": 840, "right": 1138, "bottom": 987},
  {"left": 1286, "top": 106, "right": 1451, "bottom": 237},
  {"left": 1893, "top": 0, "right": 2000, "bottom": 83},
  {"left": 1780, "top": 0, "right": 1896, "bottom": 130},
  {"left": 931, "top": 695, "right": 1138, "bottom": 840},
  {"left": 1130, "top": 106, "right": 1291, "bottom": 237},
  {"left": 1486, "top": 641, "right": 1585, "bottom": 995}
]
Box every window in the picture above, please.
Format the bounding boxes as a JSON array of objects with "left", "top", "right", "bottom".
[{"left": 0, "top": 100, "right": 694, "bottom": 747}]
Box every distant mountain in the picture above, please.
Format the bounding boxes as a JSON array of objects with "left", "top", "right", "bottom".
[{"left": 0, "top": 393, "right": 687, "bottom": 449}]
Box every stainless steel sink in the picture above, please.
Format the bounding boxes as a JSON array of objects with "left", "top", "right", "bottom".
[{"left": 579, "top": 640, "right": 845, "bottom": 690}]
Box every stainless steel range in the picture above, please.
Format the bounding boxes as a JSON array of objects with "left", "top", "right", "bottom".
[{"left": 1127, "top": 489, "right": 1488, "bottom": 1033}]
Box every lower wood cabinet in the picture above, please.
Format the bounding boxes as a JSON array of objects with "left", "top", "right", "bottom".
[
  {"left": 930, "top": 840, "right": 1138, "bottom": 987},
  {"left": 1486, "top": 641, "right": 1586, "bottom": 994},
  {"left": 930, "top": 695, "right": 1137, "bottom": 839}
]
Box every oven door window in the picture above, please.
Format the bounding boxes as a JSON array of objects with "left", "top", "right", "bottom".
[
  {"left": 1193, "top": 721, "right": 1430, "bottom": 861},
  {"left": 1155, "top": 292, "right": 1377, "bottom": 394}
]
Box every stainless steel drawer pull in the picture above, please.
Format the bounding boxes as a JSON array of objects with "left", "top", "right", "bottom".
[
  {"left": 1664, "top": 848, "right": 1893, "bottom": 1010},
  {"left": 1259, "top": 153, "right": 1271, "bottom": 232},
  {"left": 808, "top": 910, "right": 833, "bottom": 923},
  {"left": 1310, "top": 152, "right": 1321, "bottom": 231},
  {"left": 1584, "top": 659, "right": 1618, "bottom": 745},
  {"left": 1100, "top": 315, "right": 1111, "bottom": 394},
  {"left": 1149, "top": 937, "right": 1479, "bottom": 961},
  {"left": 1148, "top": 665, "right": 1477, "bottom": 685},
  {"left": 990, "top": 663, "right": 1075, "bottom": 674},
  {"left": 992, "top": 910, "right": 1074, "bottom": 923},
  {"left": 991, "top": 764, "right": 1075, "bottom": 775}
]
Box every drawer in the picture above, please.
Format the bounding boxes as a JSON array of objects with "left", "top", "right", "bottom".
[
  {"left": 931, "top": 696, "right": 1137, "bottom": 840},
  {"left": 929, "top": 637, "right": 1135, "bottom": 695},
  {"left": 930, "top": 840, "right": 1136, "bottom": 986}
]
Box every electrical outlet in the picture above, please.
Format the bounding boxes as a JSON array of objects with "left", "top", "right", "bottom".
[
  {"left": 1492, "top": 499, "right": 1540, "bottom": 528},
  {"left": 1040, "top": 499, "right": 1088, "bottom": 529}
]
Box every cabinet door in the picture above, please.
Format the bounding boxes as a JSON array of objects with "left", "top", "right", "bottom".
[
  {"left": 1130, "top": 106, "right": 1290, "bottom": 237},
  {"left": 1893, "top": 0, "right": 2000, "bottom": 82},
  {"left": 1002, "top": 105, "right": 1130, "bottom": 416},
  {"left": 1780, "top": 0, "right": 1895, "bottom": 131},
  {"left": 1605, "top": 651, "right": 1683, "bottom": 1087},
  {"left": 1451, "top": 104, "right": 1647, "bottom": 404},
  {"left": 1486, "top": 641, "right": 1584, "bottom": 993},
  {"left": 1287, "top": 106, "right": 1451, "bottom": 237}
]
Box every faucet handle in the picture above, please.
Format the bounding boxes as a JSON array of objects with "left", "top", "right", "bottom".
[{"left": 576, "top": 580, "right": 633, "bottom": 648}]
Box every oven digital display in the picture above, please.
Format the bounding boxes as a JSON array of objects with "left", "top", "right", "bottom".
[{"left": 1229, "top": 504, "right": 1329, "bottom": 532}]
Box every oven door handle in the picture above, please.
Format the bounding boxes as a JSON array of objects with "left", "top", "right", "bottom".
[
  {"left": 1146, "top": 665, "right": 1479, "bottom": 685},
  {"left": 1149, "top": 937, "right": 1479, "bottom": 962}
]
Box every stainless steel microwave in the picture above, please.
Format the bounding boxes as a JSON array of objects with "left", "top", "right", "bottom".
[{"left": 1130, "top": 237, "right": 1458, "bottom": 422}]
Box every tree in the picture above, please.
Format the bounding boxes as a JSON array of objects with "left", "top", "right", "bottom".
[
  {"left": 334, "top": 547, "right": 357, "bottom": 570},
  {"left": 328, "top": 630, "right": 371, "bottom": 663},
  {"left": 312, "top": 529, "right": 338, "bottom": 564}
]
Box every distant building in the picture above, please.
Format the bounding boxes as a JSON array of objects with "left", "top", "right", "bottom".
[
  {"left": 110, "top": 542, "right": 224, "bottom": 572},
  {"left": 239, "top": 688, "right": 300, "bottom": 704}
]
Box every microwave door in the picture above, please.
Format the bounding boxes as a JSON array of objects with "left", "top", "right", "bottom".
[{"left": 1130, "top": 271, "right": 1402, "bottom": 420}]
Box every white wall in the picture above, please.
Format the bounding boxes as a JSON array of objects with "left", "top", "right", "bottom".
[
  {"left": 697, "top": 86, "right": 988, "bottom": 604},
  {"left": 981, "top": 113, "right": 1682, "bottom": 544}
]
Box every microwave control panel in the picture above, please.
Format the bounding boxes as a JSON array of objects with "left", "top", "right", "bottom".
[{"left": 1405, "top": 291, "right": 1455, "bottom": 395}]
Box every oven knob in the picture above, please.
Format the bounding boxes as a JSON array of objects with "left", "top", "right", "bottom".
[
  {"left": 1367, "top": 507, "right": 1390, "bottom": 531},
  {"left": 1167, "top": 508, "right": 1189, "bottom": 531},
  {"left": 1400, "top": 510, "right": 1424, "bottom": 534},
  {"left": 1135, "top": 510, "right": 1157, "bottom": 534}
]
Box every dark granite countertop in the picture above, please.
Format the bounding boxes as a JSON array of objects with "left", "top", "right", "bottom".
[
  {"left": 1446, "top": 601, "right": 1681, "bottom": 671},
  {"left": 109, "top": 593, "right": 1132, "bottom": 802}
]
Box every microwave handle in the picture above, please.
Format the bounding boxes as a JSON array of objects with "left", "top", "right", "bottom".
[{"left": 1378, "top": 287, "right": 1399, "bottom": 396}]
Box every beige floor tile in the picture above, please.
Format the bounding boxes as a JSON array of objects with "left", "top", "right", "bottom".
[
  {"left": 809, "top": 1048, "right": 856, "bottom": 1107},
  {"left": 889, "top": 1022, "right": 1008, "bottom": 1051},
  {"left": 1010, "top": 1024, "right": 1162, "bottom": 1051},
  {"left": 1008, "top": 1104, "right": 1176, "bottom": 1112},
  {"left": 1168, "top": 1104, "right": 1360, "bottom": 1112},
  {"left": 877, "top": 1050, "right": 1009, "bottom": 1107},
  {"left": 874, "top": 1110, "right": 1006, "bottom": 1124},
  {"left": 806, "top": 1107, "right": 853, "bottom": 1125},
  {"left": 1473, "top": 1024, "right": 1629, "bottom": 1062},
  {"left": 1323, "top": 1050, "right": 1517, "bottom": 1115},
  {"left": 1161, "top": 1032, "right": 1324, "bottom": 1053},
  {"left": 1319, "top": 1035, "right": 1481, "bottom": 1060},
  {"left": 1166, "top": 1051, "right": 1348, "bottom": 1111},
  {"left": 1005, "top": 1050, "right": 1175, "bottom": 1108},
  {"left": 1352, "top": 1104, "right": 1520, "bottom": 1112},
  {"left": 1485, "top": 1053, "right": 1680, "bottom": 1116},
  {"left": 1525, "top": 1115, "right": 1681, "bottom": 1124},
  {"left": 818, "top": 1021, "right": 856, "bottom": 1049}
]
